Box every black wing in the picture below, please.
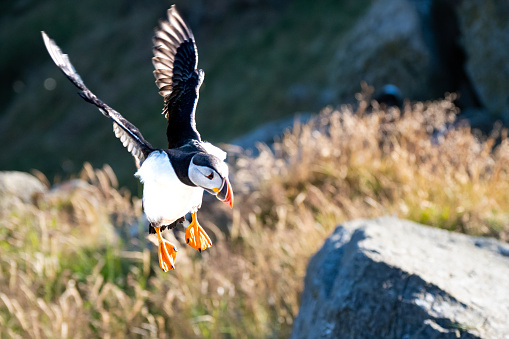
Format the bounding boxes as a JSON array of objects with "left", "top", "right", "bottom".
[
  {"left": 152, "top": 5, "right": 203, "bottom": 149},
  {"left": 42, "top": 31, "right": 154, "bottom": 168}
]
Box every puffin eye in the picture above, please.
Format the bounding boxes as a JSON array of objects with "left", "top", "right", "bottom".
[{"left": 206, "top": 173, "right": 214, "bottom": 180}]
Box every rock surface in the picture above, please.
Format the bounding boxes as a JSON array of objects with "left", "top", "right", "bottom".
[
  {"left": 329, "top": 0, "right": 433, "bottom": 102},
  {"left": 456, "top": 0, "right": 509, "bottom": 124},
  {"left": 291, "top": 217, "right": 509, "bottom": 339},
  {"left": 229, "top": 114, "right": 312, "bottom": 153},
  {"left": 0, "top": 171, "right": 47, "bottom": 208}
]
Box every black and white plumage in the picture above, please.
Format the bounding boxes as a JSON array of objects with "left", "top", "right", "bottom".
[
  {"left": 42, "top": 5, "right": 233, "bottom": 271},
  {"left": 41, "top": 32, "right": 154, "bottom": 167},
  {"left": 152, "top": 9, "right": 203, "bottom": 148}
]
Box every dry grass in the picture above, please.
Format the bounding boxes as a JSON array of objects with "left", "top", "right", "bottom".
[
  {"left": 244, "top": 90, "right": 509, "bottom": 239},
  {"left": 1, "top": 92, "right": 509, "bottom": 338}
]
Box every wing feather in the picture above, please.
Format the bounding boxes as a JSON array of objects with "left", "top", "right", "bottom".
[
  {"left": 152, "top": 5, "right": 203, "bottom": 148},
  {"left": 42, "top": 31, "right": 153, "bottom": 167}
]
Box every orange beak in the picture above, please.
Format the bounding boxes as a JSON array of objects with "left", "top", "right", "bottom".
[{"left": 217, "top": 178, "right": 234, "bottom": 208}]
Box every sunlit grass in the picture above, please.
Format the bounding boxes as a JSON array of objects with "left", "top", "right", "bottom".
[{"left": 1, "top": 93, "right": 509, "bottom": 338}]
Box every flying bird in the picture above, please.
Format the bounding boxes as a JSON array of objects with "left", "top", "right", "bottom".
[{"left": 42, "top": 5, "right": 233, "bottom": 272}]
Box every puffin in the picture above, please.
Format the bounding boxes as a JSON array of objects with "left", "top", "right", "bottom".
[{"left": 42, "top": 5, "right": 233, "bottom": 272}]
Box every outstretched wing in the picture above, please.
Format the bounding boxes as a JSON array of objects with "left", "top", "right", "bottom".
[
  {"left": 152, "top": 5, "right": 203, "bottom": 149},
  {"left": 42, "top": 31, "right": 154, "bottom": 168}
]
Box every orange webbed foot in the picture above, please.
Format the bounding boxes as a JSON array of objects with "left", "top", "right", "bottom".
[
  {"left": 154, "top": 226, "right": 177, "bottom": 272},
  {"left": 185, "top": 213, "right": 212, "bottom": 252}
]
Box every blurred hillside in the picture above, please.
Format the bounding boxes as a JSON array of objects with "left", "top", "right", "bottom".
[
  {"left": 0, "top": 0, "right": 371, "bottom": 187},
  {"left": 2, "top": 0, "right": 508, "bottom": 189}
]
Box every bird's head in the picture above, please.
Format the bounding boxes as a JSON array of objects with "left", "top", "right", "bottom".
[{"left": 188, "top": 153, "right": 233, "bottom": 208}]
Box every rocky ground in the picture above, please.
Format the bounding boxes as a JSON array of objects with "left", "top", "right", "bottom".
[{"left": 292, "top": 218, "right": 509, "bottom": 339}]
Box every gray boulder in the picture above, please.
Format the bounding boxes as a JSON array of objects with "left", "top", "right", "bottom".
[
  {"left": 328, "top": 0, "right": 433, "bottom": 102},
  {"left": 456, "top": 0, "right": 509, "bottom": 124},
  {"left": 229, "top": 114, "right": 312, "bottom": 153},
  {"left": 0, "top": 171, "right": 47, "bottom": 208},
  {"left": 291, "top": 217, "right": 509, "bottom": 339}
]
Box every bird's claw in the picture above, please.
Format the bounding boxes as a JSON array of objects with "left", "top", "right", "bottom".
[
  {"left": 154, "top": 226, "right": 177, "bottom": 272},
  {"left": 158, "top": 241, "right": 177, "bottom": 272},
  {"left": 185, "top": 213, "right": 212, "bottom": 252}
]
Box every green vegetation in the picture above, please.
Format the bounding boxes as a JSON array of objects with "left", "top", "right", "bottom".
[
  {"left": 1, "top": 94, "right": 508, "bottom": 338},
  {"left": 0, "top": 0, "right": 372, "bottom": 188},
  {"left": 200, "top": 0, "right": 372, "bottom": 140}
]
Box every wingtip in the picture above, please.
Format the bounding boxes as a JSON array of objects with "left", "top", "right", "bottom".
[
  {"left": 41, "top": 31, "right": 49, "bottom": 43},
  {"left": 41, "top": 31, "right": 57, "bottom": 54},
  {"left": 41, "top": 31, "right": 56, "bottom": 59},
  {"left": 168, "top": 5, "right": 177, "bottom": 17}
]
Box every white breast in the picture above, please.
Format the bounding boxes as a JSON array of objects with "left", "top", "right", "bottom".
[{"left": 135, "top": 151, "right": 203, "bottom": 225}]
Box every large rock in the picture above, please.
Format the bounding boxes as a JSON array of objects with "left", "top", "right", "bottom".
[
  {"left": 291, "top": 218, "right": 509, "bottom": 339},
  {"left": 456, "top": 0, "right": 509, "bottom": 124},
  {"left": 328, "top": 0, "right": 433, "bottom": 102},
  {"left": 229, "top": 114, "right": 312, "bottom": 152},
  {"left": 0, "top": 171, "right": 47, "bottom": 209}
]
